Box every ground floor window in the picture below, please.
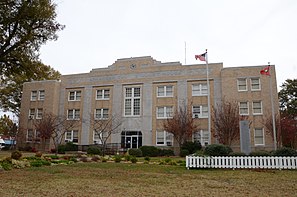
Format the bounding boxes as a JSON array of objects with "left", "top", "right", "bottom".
[
  {"left": 156, "top": 130, "right": 173, "bottom": 146},
  {"left": 121, "top": 131, "right": 142, "bottom": 149},
  {"left": 193, "top": 130, "right": 209, "bottom": 146},
  {"left": 65, "top": 130, "right": 79, "bottom": 143},
  {"left": 254, "top": 128, "right": 264, "bottom": 145}
]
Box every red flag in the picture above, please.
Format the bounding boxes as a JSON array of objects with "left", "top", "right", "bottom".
[
  {"left": 260, "top": 65, "right": 270, "bottom": 76},
  {"left": 195, "top": 52, "right": 207, "bottom": 61}
]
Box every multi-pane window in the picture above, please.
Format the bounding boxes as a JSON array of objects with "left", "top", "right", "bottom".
[
  {"left": 251, "top": 78, "right": 261, "bottom": 91},
  {"left": 192, "top": 83, "right": 208, "bottom": 96},
  {"left": 192, "top": 106, "right": 208, "bottom": 118},
  {"left": 124, "top": 87, "right": 141, "bottom": 116},
  {"left": 67, "top": 109, "right": 80, "bottom": 120},
  {"left": 29, "top": 109, "right": 35, "bottom": 119},
  {"left": 254, "top": 128, "right": 264, "bottom": 145},
  {"left": 68, "top": 91, "right": 81, "bottom": 101},
  {"left": 27, "top": 129, "right": 34, "bottom": 142},
  {"left": 96, "top": 89, "right": 110, "bottom": 100},
  {"left": 156, "top": 130, "right": 173, "bottom": 146},
  {"left": 65, "top": 130, "right": 79, "bottom": 143},
  {"left": 38, "top": 90, "right": 45, "bottom": 100},
  {"left": 94, "top": 108, "right": 109, "bottom": 119},
  {"left": 35, "top": 130, "right": 41, "bottom": 143},
  {"left": 36, "top": 108, "right": 43, "bottom": 119},
  {"left": 93, "top": 131, "right": 102, "bottom": 144},
  {"left": 237, "top": 78, "right": 247, "bottom": 91},
  {"left": 157, "top": 85, "right": 173, "bottom": 97},
  {"left": 252, "top": 101, "right": 262, "bottom": 115},
  {"left": 157, "top": 106, "right": 173, "bottom": 119},
  {"left": 193, "top": 130, "right": 209, "bottom": 146},
  {"left": 31, "top": 91, "right": 37, "bottom": 101},
  {"left": 239, "top": 102, "right": 249, "bottom": 115}
]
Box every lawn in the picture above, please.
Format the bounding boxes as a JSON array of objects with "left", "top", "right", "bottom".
[{"left": 1, "top": 159, "right": 297, "bottom": 197}]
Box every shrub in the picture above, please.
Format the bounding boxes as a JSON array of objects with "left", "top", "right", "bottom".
[
  {"left": 130, "top": 156, "right": 137, "bottom": 163},
  {"left": 11, "top": 150, "right": 22, "bottom": 160},
  {"left": 35, "top": 152, "right": 43, "bottom": 157},
  {"left": 12, "top": 160, "right": 30, "bottom": 169},
  {"left": 181, "top": 141, "right": 202, "bottom": 154},
  {"left": 30, "top": 160, "right": 51, "bottom": 167},
  {"left": 101, "top": 157, "right": 107, "bottom": 162},
  {"left": 128, "top": 148, "right": 143, "bottom": 157},
  {"left": 140, "top": 146, "right": 159, "bottom": 157},
  {"left": 91, "top": 155, "right": 100, "bottom": 162},
  {"left": 229, "top": 152, "right": 246, "bottom": 156},
  {"left": 0, "top": 160, "right": 12, "bottom": 170},
  {"left": 144, "top": 156, "right": 150, "bottom": 162},
  {"left": 65, "top": 142, "right": 78, "bottom": 151},
  {"left": 114, "top": 155, "right": 122, "bottom": 163},
  {"left": 249, "top": 151, "right": 271, "bottom": 156},
  {"left": 272, "top": 147, "right": 297, "bottom": 156},
  {"left": 87, "top": 147, "right": 101, "bottom": 155},
  {"left": 159, "top": 149, "right": 175, "bottom": 156},
  {"left": 204, "top": 144, "right": 230, "bottom": 156},
  {"left": 46, "top": 155, "right": 59, "bottom": 159},
  {"left": 180, "top": 149, "right": 190, "bottom": 157},
  {"left": 79, "top": 155, "right": 89, "bottom": 162},
  {"left": 164, "top": 158, "right": 172, "bottom": 163},
  {"left": 124, "top": 154, "right": 131, "bottom": 161}
]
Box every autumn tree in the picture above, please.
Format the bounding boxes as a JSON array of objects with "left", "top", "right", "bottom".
[
  {"left": 163, "top": 104, "right": 198, "bottom": 152},
  {"left": 213, "top": 99, "right": 245, "bottom": 146},
  {"left": 0, "top": 114, "right": 18, "bottom": 148},
  {"left": 91, "top": 114, "right": 123, "bottom": 156}
]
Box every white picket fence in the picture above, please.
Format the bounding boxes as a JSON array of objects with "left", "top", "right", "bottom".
[{"left": 186, "top": 156, "right": 297, "bottom": 170}]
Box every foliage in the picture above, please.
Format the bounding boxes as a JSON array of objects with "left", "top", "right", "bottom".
[
  {"left": 46, "top": 155, "right": 59, "bottom": 159},
  {"left": 249, "top": 151, "right": 271, "bottom": 156},
  {"left": 159, "top": 149, "right": 175, "bottom": 156},
  {"left": 280, "top": 112, "right": 297, "bottom": 149},
  {"left": 11, "top": 150, "right": 22, "bottom": 160},
  {"left": 181, "top": 141, "right": 202, "bottom": 154},
  {"left": 12, "top": 159, "right": 30, "bottom": 169},
  {"left": 0, "top": 114, "right": 17, "bottom": 135},
  {"left": 180, "top": 149, "right": 190, "bottom": 157},
  {"left": 0, "top": 160, "right": 12, "bottom": 170},
  {"left": 130, "top": 156, "right": 137, "bottom": 163},
  {"left": 144, "top": 156, "right": 150, "bottom": 162},
  {"left": 272, "top": 147, "right": 297, "bottom": 156},
  {"left": 58, "top": 142, "right": 78, "bottom": 154},
  {"left": 163, "top": 103, "right": 198, "bottom": 151},
  {"left": 91, "top": 155, "right": 100, "bottom": 162},
  {"left": 140, "top": 146, "right": 159, "bottom": 157},
  {"left": 35, "top": 151, "right": 42, "bottom": 157},
  {"left": 228, "top": 152, "right": 247, "bottom": 156},
  {"left": 30, "top": 160, "right": 51, "bottom": 167},
  {"left": 204, "top": 144, "right": 232, "bottom": 156},
  {"left": 279, "top": 79, "right": 297, "bottom": 115},
  {"left": 128, "top": 148, "right": 143, "bottom": 157},
  {"left": 87, "top": 147, "right": 101, "bottom": 155},
  {"left": 113, "top": 155, "right": 122, "bottom": 163},
  {"left": 213, "top": 99, "right": 246, "bottom": 146}
]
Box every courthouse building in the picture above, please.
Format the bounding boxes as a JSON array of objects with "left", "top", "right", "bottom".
[{"left": 18, "top": 56, "right": 279, "bottom": 152}]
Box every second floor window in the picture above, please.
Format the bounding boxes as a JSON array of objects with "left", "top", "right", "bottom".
[
  {"left": 237, "top": 78, "right": 247, "bottom": 91},
  {"left": 157, "top": 106, "right": 173, "bottom": 119},
  {"left": 67, "top": 109, "right": 80, "bottom": 120},
  {"left": 192, "top": 105, "right": 208, "bottom": 118},
  {"left": 239, "top": 102, "right": 249, "bottom": 115},
  {"left": 192, "top": 83, "right": 208, "bottom": 96},
  {"left": 96, "top": 89, "right": 110, "bottom": 100},
  {"left": 69, "top": 91, "right": 81, "bottom": 101},
  {"left": 124, "top": 87, "right": 141, "bottom": 116},
  {"left": 157, "top": 85, "right": 173, "bottom": 97},
  {"left": 38, "top": 90, "right": 45, "bottom": 100},
  {"left": 251, "top": 78, "right": 261, "bottom": 91},
  {"left": 31, "top": 91, "right": 37, "bottom": 101},
  {"left": 29, "top": 109, "right": 35, "bottom": 119},
  {"left": 94, "top": 108, "right": 109, "bottom": 119},
  {"left": 36, "top": 108, "right": 43, "bottom": 119}
]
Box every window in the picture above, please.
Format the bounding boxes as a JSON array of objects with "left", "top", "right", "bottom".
[
  {"left": 38, "top": 90, "right": 45, "bottom": 100},
  {"left": 124, "top": 87, "right": 141, "bottom": 116},
  {"left": 29, "top": 109, "right": 35, "bottom": 119},
  {"left": 192, "top": 105, "right": 208, "bottom": 118},
  {"left": 239, "top": 102, "right": 249, "bottom": 115},
  {"left": 157, "top": 106, "right": 173, "bottom": 119},
  {"left": 251, "top": 78, "right": 261, "bottom": 91},
  {"left": 192, "top": 83, "right": 208, "bottom": 96},
  {"left": 27, "top": 129, "right": 34, "bottom": 142},
  {"left": 31, "top": 91, "right": 37, "bottom": 101},
  {"left": 252, "top": 101, "right": 262, "bottom": 115},
  {"left": 94, "top": 108, "right": 109, "bottom": 119},
  {"left": 68, "top": 91, "right": 81, "bottom": 101},
  {"left": 193, "top": 130, "right": 209, "bottom": 146},
  {"left": 65, "top": 130, "right": 79, "bottom": 143},
  {"left": 254, "top": 128, "right": 264, "bottom": 145},
  {"left": 157, "top": 85, "right": 173, "bottom": 97},
  {"left": 36, "top": 108, "right": 43, "bottom": 119},
  {"left": 96, "top": 89, "right": 110, "bottom": 100},
  {"left": 237, "top": 78, "right": 247, "bottom": 91},
  {"left": 35, "top": 130, "right": 41, "bottom": 143},
  {"left": 156, "top": 130, "right": 173, "bottom": 146},
  {"left": 93, "top": 131, "right": 102, "bottom": 144},
  {"left": 67, "top": 109, "right": 80, "bottom": 120}
]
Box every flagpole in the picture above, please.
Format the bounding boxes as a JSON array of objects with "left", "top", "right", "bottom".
[
  {"left": 205, "top": 49, "right": 211, "bottom": 144},
  {"left": 268, "top": 62, "right": 277, "bottom": 150}
]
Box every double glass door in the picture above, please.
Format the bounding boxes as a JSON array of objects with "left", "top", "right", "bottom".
[{"left": 121, "top": 131, "right": 142, "bottom": 149}]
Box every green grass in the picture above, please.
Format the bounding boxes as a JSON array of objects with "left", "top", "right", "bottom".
[{"left": 0, "top": 161, "right": 297, "bottom": 196}]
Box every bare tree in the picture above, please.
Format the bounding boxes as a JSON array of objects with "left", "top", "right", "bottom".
[
  {"left": 163, "top": 104, "right": 198, "bottom": 152},
  {"left": 91, "top": 114, "right": 123, "bottom": 156},
  {"left": 34, "top": 112, "right": 80, "bottom": 153},
  {"left": 263, "top": 113, "right": 281, "bottom": 148},
  {"left": 213, "top": 99, "right": 246, "bottom": 146}
]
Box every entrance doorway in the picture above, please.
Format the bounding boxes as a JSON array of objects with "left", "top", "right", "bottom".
[{"left": 121, "top": 131, "right": 142, "bottom": 149}]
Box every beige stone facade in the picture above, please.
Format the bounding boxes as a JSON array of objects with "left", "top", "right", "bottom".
[{"left": 18, "top": 56, "right": 279, "bottom": 152}]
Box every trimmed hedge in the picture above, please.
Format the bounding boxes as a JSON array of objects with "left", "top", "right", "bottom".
[
  {"left": 139, "top": 146, "right": 159, "bottom": 157},
  {"left": 272, "top": 147, "right": 297, "bottom": 156},
  {"left": 181, "top": 141, "right": 202, "bottom": 154},
  {"left": 128, "top": 148, "right": 143, "bottom": 157},
  {"left": 87, "top": 147, "right": 102, "bottom": 155},
  {"left": 204, "top": 144, "right": 233, "bottom": 156}
]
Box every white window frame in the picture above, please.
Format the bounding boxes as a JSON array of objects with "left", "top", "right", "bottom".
[
  {"left": 124, "top": 87, "right": 141, "bottom": 116},
  {"left": 26, "top": 129, "right": 34, "bottom": 142},
  {"left": 156, "top": 130, "right": 173, "bottom": 146},
  {"left": 29, "top": 109, "right": 35, "bottom": 119},
  {"left": 67, "top": 109, "right": 80, "bottom": 120},
  {"left": 157, "top": 106, "right": 173, "bottom": 119},
  {"left": 94, "top": 108, "right": 109, "bottom": 120},
  {"left": 252, "top": 101, "right": 262, "bottom": 115},
  {"left": 192, "top": 83, "right": 208, "bottom": 96},
  {"left": 250, "top": 78, "right": 261, "bottom": 91},
  {"left": 93, "top": 131, "right": 102, "bottom": 144},
  {"left": 254, "top": 128, "right": 265, "bottom": 146},
  {"left": 237, "top": 78, "right": 247, "bottom": 91},
  {"left": 31, "top": 91, "right": 37, "bottom": 101},
  {"left": 65, "top": 130, "right": 79, "bottom": 143},
  {"left": 36, "top": 108, "right": 43, "bottom": 119},
  {"left": 68, "top": 90, "right": 81, "bottom": 101},
  {"left": 193, "top": 130, "right": 209, "bottom": 146},
  {"left": 38, "top": 90, "right": 45, "bottom": 100},
  {"left": 192, "top": 105, "right": 208, "bottom": 118},
  {"left": 96, "top": 89, "right": 110, "bottom": 100},
  {"left": 157, "top": 85, "right": 173, "bottom": 97},
  {"left": 239, "top": 102, "right": 249, "bottom": 115},
  {"left": 35, "top": 130, "right": 41, "bottom": 143}
]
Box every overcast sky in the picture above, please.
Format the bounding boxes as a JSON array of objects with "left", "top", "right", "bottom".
[{"left": 40, "top": 0, "right": 297, "bottom": 89}]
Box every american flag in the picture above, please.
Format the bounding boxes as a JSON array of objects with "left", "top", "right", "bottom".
[{"left": 195, "top": 52, "right": 207, "bottom": 61}]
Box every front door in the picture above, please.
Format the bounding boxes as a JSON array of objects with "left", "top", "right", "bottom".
[{"left": 121, "top": 131, "right": 142, "bottom": 149}]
